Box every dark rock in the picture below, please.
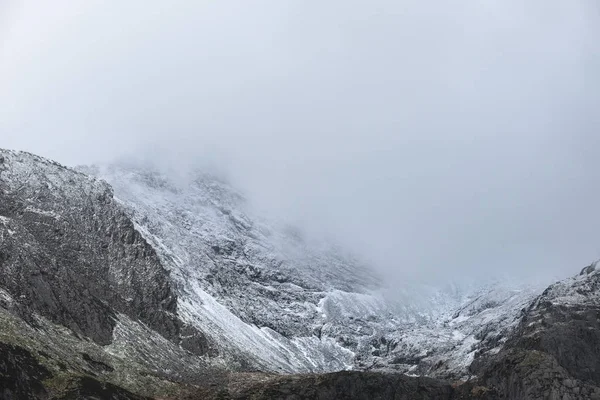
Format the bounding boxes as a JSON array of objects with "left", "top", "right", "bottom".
[
  {"left": 4, "top": 149, "right": 600, "bottom": 400},
  {"left": 49, "top": 376, "right": 147, "bottom": 400},
  {"left": 467, "top": 267, "right": 600, "bottom": 399},
  {"left": 81, "top": 352, "right": 114, "bottom": 374},
  {"left": 0, "top": 150, "right": 209, "bottom": 355},
  {"left": 188, "top": 371, "right": 455, "bottom": 400},
  {"left": 0, "top": 342, "right": 50, "bottom": 400},
  {"left": 179, "top": 324, "right": 217, "bottom": 356}
]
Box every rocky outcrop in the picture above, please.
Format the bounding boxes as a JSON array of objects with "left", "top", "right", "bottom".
[
  {"left": 0, "top": 342, "right": 146, "bottom": 400},
  {"left": 466, "top": 263, "right": 600, "bottom": 399},
  {"left": 182, "top": 371, "right": 455, "bottom": 400},
  {"left": 0, "top": 150, "right": 208, "bottom": 353},
  {"left": 468, "top": 348, "right": 600, "bottom": 399},
  {"left": 518, "top": 263, "right": 600, "bottom": 385},
  {"left": 0, "top": 342, "right": 50, "bottom": 400}
]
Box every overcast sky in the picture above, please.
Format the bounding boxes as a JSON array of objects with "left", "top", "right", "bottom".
[{"left": 1, "top": 0, "right": 599, "bottom": 284}]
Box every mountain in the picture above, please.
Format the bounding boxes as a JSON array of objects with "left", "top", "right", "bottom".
[
  {"left": 80, "top": 161, "right": 543, "bottom": 379},
  {"left": 467, "top": 262, "right": 600, "bottom": 399},
  {"left": 0, "top": 148, "right": 599, "bottom": 399}
]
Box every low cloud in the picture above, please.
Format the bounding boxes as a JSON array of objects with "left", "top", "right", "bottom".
[{"left": 1, "top": 0, "right": 599, "bottom": 284}]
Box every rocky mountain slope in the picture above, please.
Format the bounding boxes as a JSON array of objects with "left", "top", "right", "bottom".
[
  {"left": 467, "top": 262, "right": 600, "bottom": 399},
  {"left": 1, "top": 148, "right": 599, "bottom": 399},
  {"left": 82, "top": 161, "right": 546, "bottom": 380}
]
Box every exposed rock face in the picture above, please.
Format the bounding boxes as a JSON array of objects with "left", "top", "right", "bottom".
[
  {"left": 519, "top": 262, "right": 600, "bottom": 384},
  {"left": 0, "top": 150, "right": 207, "bottom": 353},
  {"left": 470, "top": 349, "right": 600, "bottom": 399},
  {"left": 467, "top": 263, "right": 600, "bottom": 399},
  {"left": 0, "top": 342, "right": 50, "bottom": 400},
  {"left": 0, "top": 341, "right": 146, "bottom": 400}
]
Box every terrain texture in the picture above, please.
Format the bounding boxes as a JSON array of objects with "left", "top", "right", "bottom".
[{"left": 1, "top": 149, "right": 599, "bottom": 399}]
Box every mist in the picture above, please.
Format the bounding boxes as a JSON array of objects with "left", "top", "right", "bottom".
[{"left": 1, "top": 0, "right": 599, "bottom": 285}]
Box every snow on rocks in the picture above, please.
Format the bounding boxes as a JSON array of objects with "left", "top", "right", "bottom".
[{"left": 84, "top": 160, "right": 548, "bottom": 379}]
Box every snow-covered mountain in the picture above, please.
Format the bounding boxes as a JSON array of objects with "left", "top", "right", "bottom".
[
  {"left": 80, "top": 160, "right": 543, "bottom": 380},
  {"left": 1, "top": 149, "right": 599, "bottom": 399}
]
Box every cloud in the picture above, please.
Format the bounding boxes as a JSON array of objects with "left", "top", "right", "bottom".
[{"left": 1, "top": 0, "right": 599, "bottom": 284}]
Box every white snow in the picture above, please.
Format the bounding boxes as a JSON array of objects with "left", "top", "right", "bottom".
[
  {"left": 24, "top": 206, "right": 60, "bottom": 219},
  {"left": 82, "top": 160, "right": 546, "bottom": 378}
]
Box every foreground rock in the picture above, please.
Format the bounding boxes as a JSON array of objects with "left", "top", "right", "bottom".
[{"left": 184, "top": 371, "right": 455, "bottom": 400}]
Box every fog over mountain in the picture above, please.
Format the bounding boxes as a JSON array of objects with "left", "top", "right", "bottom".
[{"left": 1, "top": 0, "right": 599, "bottom": 285}]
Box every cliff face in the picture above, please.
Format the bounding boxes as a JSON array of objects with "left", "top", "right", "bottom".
[
  {"left": 0, "top": 151, "right": 172, "bottom": 346},
  {"left": 1, "top": 149, "right": 600, "bottom": 399},
  {"left": 0, "top": 150, "right": 209, "bottom": 356},
  {"left": 467, "top": 263, "right": 600, "bottom": 399},
  {"left": 0, "top": 342, "right": 51, "bottom": 400}
]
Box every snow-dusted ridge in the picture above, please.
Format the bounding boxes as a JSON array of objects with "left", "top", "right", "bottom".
[
  {"left": 81, "top": 162, "right": 375, "bottom": 372},
  {"left": 0, "top": 148, "right": 548, "bottom": 379},
  {"left": 82, "top": 160, "right": 546, "bottom": 379}
]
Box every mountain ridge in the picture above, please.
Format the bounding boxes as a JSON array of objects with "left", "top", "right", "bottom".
[{"left": 1, "top": 148, "right": 599, "bottom": 399}]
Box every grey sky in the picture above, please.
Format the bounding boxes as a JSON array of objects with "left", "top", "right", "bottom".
[{"left": 1, "top": 0, "right": 599, "bottom": 284}]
